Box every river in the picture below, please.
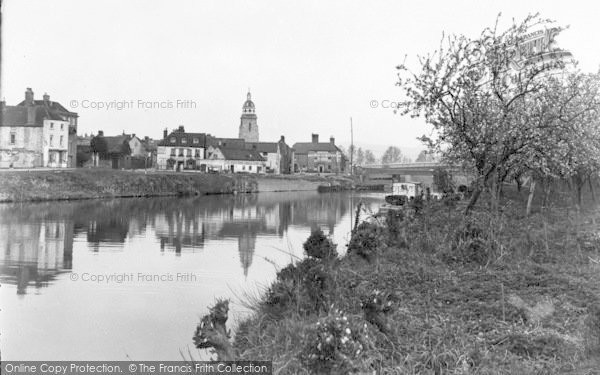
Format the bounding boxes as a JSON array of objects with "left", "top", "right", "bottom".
[{"left": 0, "top": 191, "right": 384, "bottom": 360}]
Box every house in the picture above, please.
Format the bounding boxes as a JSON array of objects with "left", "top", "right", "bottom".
[
  {"left": 0, "top": 88, "right": 77, "bottom": 168},
  {"left": 205, "top": 145, "right": 266, "bottom": 173},
  {"left": 157, "top": 126, "right": 208, "bottom": 171},
  {"left": 89, "top": 131, "right": 132, "bottom": 169},
  {"left": 244, "top": 136, "right": 294, "bottom": 174},
  {"left": 292, "top": 134, "right": 345, "bottom": 173},
  {"left": 16, "top": 89, "right": 79, "bottom": 168}
]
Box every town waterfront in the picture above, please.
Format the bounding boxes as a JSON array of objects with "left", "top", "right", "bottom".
[{"left": 0, "top": 191, "right": 383, "bottom": 360}]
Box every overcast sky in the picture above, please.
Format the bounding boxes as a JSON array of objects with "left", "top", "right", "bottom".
[{"left": 2, "top": 0, "right": 599, "bottom": 158}]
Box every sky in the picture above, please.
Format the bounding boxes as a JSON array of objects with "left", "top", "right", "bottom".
[{"left": 2, "top": 0, "right": 599, "bottom": 159}]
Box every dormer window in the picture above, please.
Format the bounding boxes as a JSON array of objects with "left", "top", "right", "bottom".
[
  {"left": 181, "top": 138, "right": 187, "bottom": 144},
  {"left": 193, "top": 138, "right": 199, "bottom": 144},
  {"left": 170, "top": 137, "right": 176, "bottom": 143}
]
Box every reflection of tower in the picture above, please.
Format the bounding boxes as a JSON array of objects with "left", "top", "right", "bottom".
[
  {"left": 238, "top": 232, "right": 256, "bottom": 277},
  {"left": 238, "top": 91, "right": 259, "bottom": 142}
]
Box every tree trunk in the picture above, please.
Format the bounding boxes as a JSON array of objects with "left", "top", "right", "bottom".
[
  {"left": 465, "top": 187, "right": 482, "bottom": 215},
  {"left": 526, "top": 179, "right": 536, "bottom": 216},
  {"left": 589, "top": 177, "right": 596, "bottom": 203}
]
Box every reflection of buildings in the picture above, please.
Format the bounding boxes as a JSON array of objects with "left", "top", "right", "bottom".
[
  {"left": 0, "top": 216, "right": 73, "bottom": 295},
  {"left": 152, "top": 192, "right": 350, "bottom": 275},
  {"left": 0, "top": 191, "right": 356, "bottom": 291}
]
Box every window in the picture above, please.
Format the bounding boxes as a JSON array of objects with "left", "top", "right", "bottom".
[
  {"left": 178, "top": 148, "right": 184, "bottom": 157},
  {"left": 50, "top": 135, "right": 54, "bottom": 147},
  {"left": 10, "top": 133, "right": 16, "bottom": 145},
  {"left": 181, "top": 138, "right": 187, "bottom": 144},
  {"left": 195, "top": 149, "right": 201, "bottom": 158},
  {"left": 170, "top": 137, "right": 176, "bottom": 144},
  {"left": 170, "top": 148, "right": 176, "bottom": 156},
  {"left": 60, "top": 136, "right": 64, "bottom": 146},
  {"left": 50, "top": 122, "right": 54, "bottom": 129},
  {"left": 61, "top": 123, "right": 64, "bottom": 130},
  {"left": 186, "top": 149, "right": 192, "bottom": 157},
  {"left": 249, "top": 165, "right": 252, "bottom": 171},
  {"left": 193, "top": 138, "right": 199, "bottom": 144}
]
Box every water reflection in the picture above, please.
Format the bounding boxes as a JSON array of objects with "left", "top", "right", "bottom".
[
  {"left": 0, "top": 206, "right": 74, "bottom": 295},
  {"left": 0, "top": 192, "right": 364, "bottom": 294}
]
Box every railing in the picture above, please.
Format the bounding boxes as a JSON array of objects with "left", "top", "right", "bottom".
[{"left": 361, "top": 162, "right": 446, "bottom": 169}]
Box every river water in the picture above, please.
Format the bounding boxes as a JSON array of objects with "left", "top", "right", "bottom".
[{"left": 0, "top": 191, "right": 384, "bottom": 360}]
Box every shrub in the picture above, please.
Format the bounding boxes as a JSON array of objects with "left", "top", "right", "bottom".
[
  {"left": 348, "top": 222, "right": 384, "bottom": 262},
  {"left": 263, "top": 258, "right": 332, "bottom": 317},
  {"left": 300, "top": 309, "right": 371, "bottom": 373},
  {"left": 303, "top": 228, "right": 338, "bottom": 260}
]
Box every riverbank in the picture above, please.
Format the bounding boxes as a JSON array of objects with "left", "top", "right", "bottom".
[
  {"left": 196, "top": 187, "right": 600, "bottom": 374},
  {"left": 0, "top": 169, "right": 355, "bottom": 202}
]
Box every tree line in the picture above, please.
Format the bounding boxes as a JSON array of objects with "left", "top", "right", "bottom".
[{"left": 341, "top": 146, "right": 437, "bottom": 166}]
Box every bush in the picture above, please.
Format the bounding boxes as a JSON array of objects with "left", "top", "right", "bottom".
[
  {"left": 263, "top": 258, "right": 332, "bottom": 317},
  {"left": 303, "top": 228, "right": 338, "bottom": 260},
  {"left": 348, "top": 222, "right": 384, "bottom": 262},
  {"left": 299, "top": 309, "right": 371, "bottom": 374}
]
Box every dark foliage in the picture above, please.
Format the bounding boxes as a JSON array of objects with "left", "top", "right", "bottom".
[{"left": 303, "top": 228, "right": 338, "bottom": 260}]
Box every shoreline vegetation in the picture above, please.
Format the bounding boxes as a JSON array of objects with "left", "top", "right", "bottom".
[
  {"left": 194, "top": 185, "right": 600, "bottom": 374},
  {"left": 0, "top": 169, "right": 355, "bottom": 203}
]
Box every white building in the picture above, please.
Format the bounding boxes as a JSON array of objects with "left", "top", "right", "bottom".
[{"left": 156, "top": 126, "right": 207, "bottom": 171}]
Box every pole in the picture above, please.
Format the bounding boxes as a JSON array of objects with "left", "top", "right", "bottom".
[{"left": 350, "top": 117, "right": 354, "bottom": 176}]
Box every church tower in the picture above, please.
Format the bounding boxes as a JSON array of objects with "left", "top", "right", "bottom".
[{"left": 239, "top": 91, "right": 259, "bottom": 142}]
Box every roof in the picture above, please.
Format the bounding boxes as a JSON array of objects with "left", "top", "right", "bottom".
[
  {"left": 244, "top": 142, "right": 278, "bottom": 153},
  {"left": 0, "top": 105, "right": 66, "bottom": 127},
  {"left": 103, "top": 135, "right": 130, "bottom": 154},
  {"left": 158, "top": 131, "right": 208, "bottom": 147},
  {"left": 242, "top": 92, "right": 255, "bottom": 110},
  {"left": 218, "top": 147, "right": 265, "bottom": 162},
  {"left": 292, "top": 142, "right": 341, "bottom": 154},
  {"left": 207, "top": 136, "right": 246, "bottom": 148},
  {"left": 16, "top": 100, "right": 77, "bottom": 117}
]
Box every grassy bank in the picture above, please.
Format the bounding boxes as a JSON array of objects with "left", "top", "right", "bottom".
[
  {"left": 0, "top": 169, "right": 254, "bottom": 202},
  {"left": 0, "top": 169, "right": 356, "bottom": 202},
  {"left": 195, "top": 187, "right": 600, "bottom": 374}
]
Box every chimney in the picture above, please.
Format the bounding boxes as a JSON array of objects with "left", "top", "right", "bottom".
[
  {"left": 330, "top": 136, "right": 335, "bottom": 145},
  {"left": 163, "top": 128, "right": 168, "bottom": 139},
  {"left": 178, "top": 125, "right": 185, "bottom": 132},
  {"left": 98, "top": 130, "right": 104, "bottom": 137},
  {"left": 43, "top": 93, "right": 50, "bottom": 103},
  {"left": 131, "top": 133, "right": 136, "bottom": 139},
  {"left": 312, "top": 134, "right": 319, "bottom": 143},
  {"left": 25, "top": 88, "right": 34, "bottom": 105},
  {"left": 280, "top": 135, "right": 285, "bottom": 143}
]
